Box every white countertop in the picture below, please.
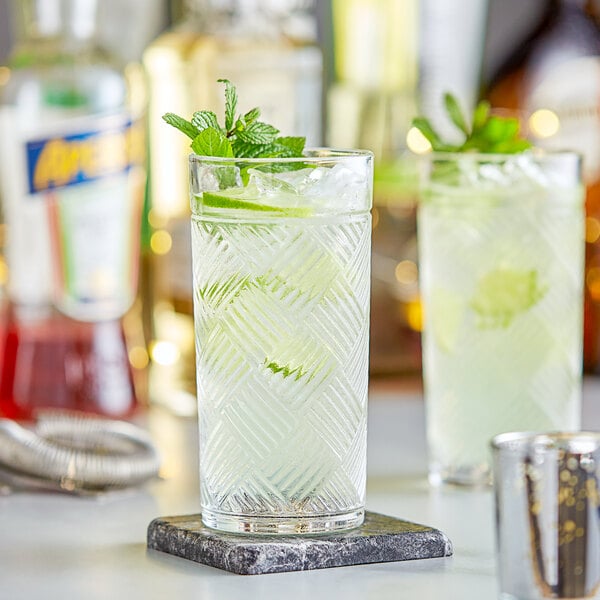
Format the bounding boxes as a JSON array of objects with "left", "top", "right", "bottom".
[{"left": 1, "top": 379, "right": 599, "bottom": 600}]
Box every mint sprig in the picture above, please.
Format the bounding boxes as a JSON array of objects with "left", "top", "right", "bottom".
[
  {"left": 162, "top": 79, "right": 306, "bottom": 160},
  {"left": 191, "top": 127, "right": 234, "bottom": 158},
  {"left": 221, "top": 78, "right": 237, "bottom": 131},
  {"left": 412, "top": 93, "right": 532, "bottom": 154},
  {"left": 162, "top": 113, "right": 198, "bottom": 140}
]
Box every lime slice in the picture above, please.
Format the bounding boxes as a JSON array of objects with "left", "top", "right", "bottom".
[
  {"left": 201, "top": 186, "right": 312, "bottom": 217},
  {"left": 470, "top": 267, "right": 546, "bottom": 328}
]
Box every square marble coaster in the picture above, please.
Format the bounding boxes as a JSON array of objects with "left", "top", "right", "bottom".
[{"left": 147, "top": 511, "right": 453, "bottom": 575}]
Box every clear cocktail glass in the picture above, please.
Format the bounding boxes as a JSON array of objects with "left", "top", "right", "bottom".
[
  {"left": 189, "top": 149, "right": 373, "bottom": 534},
  {"left": 418, "top": 151, "right": 584, "bottom": 486}
]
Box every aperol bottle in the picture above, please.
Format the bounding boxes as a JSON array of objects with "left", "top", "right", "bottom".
[{"left": 0, "top": 0, "right": 146, "bottom": 418}]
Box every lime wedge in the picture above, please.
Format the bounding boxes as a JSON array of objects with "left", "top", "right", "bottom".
[
  {"left": 201, "top": 186, "right": 312, "bottom": 217},
  {"left": 470, "top": 267, "right": 546, "bottom": 328}
]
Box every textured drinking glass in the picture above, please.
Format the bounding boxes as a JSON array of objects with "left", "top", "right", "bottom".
[
  {"left": 189, "top": 150, "right": 373, "bottom": 534},
  {"left": 418, "top": 152, "right": 584, "bottom": 486},
  {"left": 492, "top": 432, "right": 600, "bottom": 600}
]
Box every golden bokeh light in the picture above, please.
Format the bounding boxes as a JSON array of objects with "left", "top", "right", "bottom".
[
  {"left": 406, "top": 126, "right": 432, "bottom": 154},
  {"left": 586, "top": 217, "right": 600, "bottom": 244},
  {"left": 528, "top": 109, "right": 560, "bottom": 139},
  {"left": 151, "top": 230, "right": 172, "bottom": 255},
  {"left": 587, "top": 267, "right": 600, "bottom": 301},
  {"left": 148, "top": 208, "right": 168, "bottom": 229},
  {"left": 129, "top": 346, "right": 150, "bottom": 369},
  {"left": 395, "top": 259, "right": 418, "bottom": 284},
  {"left": 406, "top": 298, "right": 423, "bottom": 332},
  {"left": 150, "top": 340, "right": 180, "bottom": 366}
]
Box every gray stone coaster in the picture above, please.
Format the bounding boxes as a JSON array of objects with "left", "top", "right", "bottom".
[{"left": 147, "top": 511, "right": 453, "bottom": 575}]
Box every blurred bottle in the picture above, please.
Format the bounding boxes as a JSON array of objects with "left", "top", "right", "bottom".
[
  {"left": 0, "top": 0, "right": 147, "bottom": 419},
  {"left": 486, "top": 0, "right": 600, "bottom": 372},
  {"left": 327, "top": 0, "right": 489, "bottom": 378},
  {"left": 327, "top": 0, "right": 421, "bottom": 377},
  {"left": 143, "top": 0, "right": 322, "bottom": 415},
  {"left": 419, "top": 0, "right": 489, "bottom": 139}
]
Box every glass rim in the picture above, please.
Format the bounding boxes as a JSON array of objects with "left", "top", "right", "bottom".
[
  {"left": 491, "top": 431, "right": 600, "bottom": 453},
  {"left": 189, "top": 147, "right": 374, "bottom": 165},
  {"left": 420, "top": 149, "right": 582, "bottom": 164}
]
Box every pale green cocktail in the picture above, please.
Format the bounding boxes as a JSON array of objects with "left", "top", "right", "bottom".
[
  {"left": 418, "top": 152, "right": 584, "bottom": 486},
  {"left": 190, "top": 151, "right": 373, "bottom": 533}
]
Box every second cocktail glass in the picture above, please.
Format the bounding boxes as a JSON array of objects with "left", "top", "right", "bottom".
[
  {"left": 189, "top": 150, "right": 373, "bottom": 534},
  {"left": 418, "top": 151, "right": 585, "bottom": 486}
]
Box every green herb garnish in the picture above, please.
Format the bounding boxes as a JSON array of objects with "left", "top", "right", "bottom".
[
  {"left": 264, "top": 360, "right": 307, "bottom": 381},
  {"left": 412, "top": 93, "right": 532, "bottom": 154},
  {"left": 162, "top": 79, "right": 306, "bottom": 159}
]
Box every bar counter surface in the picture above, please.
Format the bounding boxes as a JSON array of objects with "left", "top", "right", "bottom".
[{"left": 2, "top": 378, "right": 599, "bottom": 599}]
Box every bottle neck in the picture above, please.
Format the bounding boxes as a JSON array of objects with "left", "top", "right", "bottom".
[
  {"left": 551, "top": 0, "right": 596, "bottom": 12},
  {"left": 548, "top": 0, "right": 600, "bottom": 29},
  {"left": 12, "top": 0, "right": 98, "bottom": 45},
  {"left": 183, "top": 0, "right": 317, "bottom": 41}
]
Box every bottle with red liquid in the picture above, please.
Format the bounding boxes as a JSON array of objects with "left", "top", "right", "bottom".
[{"left": 0, "top": 0, "right": 146, "bottom": 419}]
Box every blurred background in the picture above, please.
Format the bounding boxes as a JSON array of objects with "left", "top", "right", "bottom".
[
  {"left": 0, "top": 0, "right": 599, "bottom": 418},
  {"left": 0, "top": 0, "right": 552, "bottom": 83}
]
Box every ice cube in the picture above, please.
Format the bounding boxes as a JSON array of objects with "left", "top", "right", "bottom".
[
  {"left": 248, "top": 162, "right": 370, "bottom": 212},
  {"left": 248, "top": 168, "right": 300, "bottom": 196},
  {"left": 306, "top": 163, "right": 368, "bottom": 209},
  {"left": 513, "top": 154, "right": 551, "bottom": 188},
  {"left": 271, "top": 167, "right": 321, "bottom": 194},
  {"left": 194, "top": 164, "right": 242, "bottom": 194},
  {"left": 455, "top": 153, "right": 549, "bottom": 192}
]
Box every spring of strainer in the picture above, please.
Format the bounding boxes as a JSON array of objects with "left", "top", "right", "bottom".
[{"left": 0, "top": 411, "right": 161, "bottom": 494}]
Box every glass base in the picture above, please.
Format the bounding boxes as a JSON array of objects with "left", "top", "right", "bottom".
[
  {"left": 429, "top": 462, "right": 492, "bottom": 487},
  {"left": 201, "top": 508, "right": 365, "bottom": 535}
]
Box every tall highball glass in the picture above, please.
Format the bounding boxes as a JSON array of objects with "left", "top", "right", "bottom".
[
  {"left": 418, "top": 151, "right": 584, "bottom": 486},
  {"left": 189, "top": 150, "right": 373, "bottom": 533}
]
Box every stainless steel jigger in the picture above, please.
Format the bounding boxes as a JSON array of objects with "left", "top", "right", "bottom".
[
  {"left": 0, "top": 411, "right": 161, "bottom": 495},
  {"left": 492, "top": 432, "right": 600, "bottom": 600}
]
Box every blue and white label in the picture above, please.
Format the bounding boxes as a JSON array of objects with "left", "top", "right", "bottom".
[{"left": 26, "top": 118, "right": 145, "bottom": 194}]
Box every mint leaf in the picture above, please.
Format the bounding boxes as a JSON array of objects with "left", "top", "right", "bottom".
[
  {"left": 162, "top": 113, "right": 198, "bottom": 140},
  {"left": 412, "top": 94, "right": 532, "bottom": 154},
  {"left": 191, "top": 127, "right": 233, "bottom": 157},
  {"left": 411, "top": 117, "right": 455, "bottom": 152},
  {"left": 232, "top": 140, "right": 274, "bottom": 158},
  {"left": 244, "top": 107, "right": 261, "bottom": 124},
  {"left": 489, "top": 139, "right": 533, "bottom": 154},
  {"left": 444, "top": 93, "right": 469, "bottom": 135},
  {"left": 479, "top": 116, "right": 519, "bottom": 144},
  {"left": 218, "top": 78, "right": 237, "bottom": 131},
  {"left": 274, "top": 136, "right": 306, "bottom": 157},
  {"left": 163, "top": 79, "right": 307, "bottom": 162},
  {"left": 233, "top": 136, "right": 305, "bottom": 159},
  {"left": 264, "top": 359, "right": 306, "bottom": 381},
  {"left": 236, "top": 120, "right": 279, "bottom": 145},
  {"left": 472, "top": 100, "right": 490, "bottom": 132},
  {"left": 192, "top": 110, "right": 220, "bottom": 133}
]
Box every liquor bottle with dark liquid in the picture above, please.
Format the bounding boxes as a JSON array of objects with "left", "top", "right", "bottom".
[
  {"left": 486, "top": 0, "right": 600, "bottom": 371},
  {"left": 0, "top": 0, "right": 147, "bottom": 419}
]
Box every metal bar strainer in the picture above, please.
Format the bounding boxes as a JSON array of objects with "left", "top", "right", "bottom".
[{"left": 0, "top": 411, "right": 161, "bottom": 495}]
